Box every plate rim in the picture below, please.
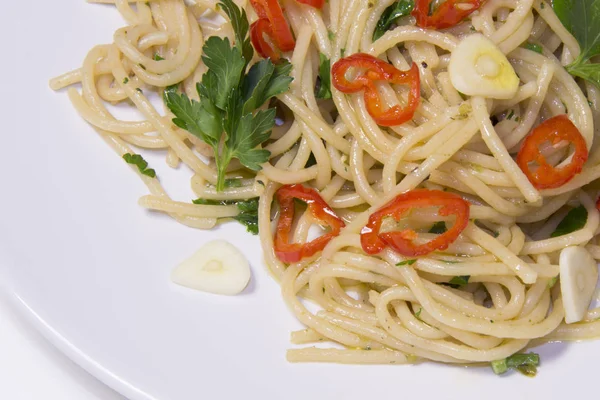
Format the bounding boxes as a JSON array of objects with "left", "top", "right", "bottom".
[{"left": 1, "top": 286, "right": 152, "bottom": 400}]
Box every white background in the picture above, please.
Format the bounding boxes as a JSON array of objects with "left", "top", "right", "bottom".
[{"left": 0, "top": 296, "right": 123, "bottom": 400}]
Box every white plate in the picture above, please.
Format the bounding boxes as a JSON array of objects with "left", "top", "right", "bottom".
[{"left": 1, "top": 2, "right": 598, "bottom": 399}]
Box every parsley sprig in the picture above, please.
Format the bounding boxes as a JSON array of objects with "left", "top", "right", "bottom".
[
  {"left": 164, "top": 0, "right": 292, "bottom": 191},
  {"left": 553, "top": 0, "right": 600, "bottom": 87}
]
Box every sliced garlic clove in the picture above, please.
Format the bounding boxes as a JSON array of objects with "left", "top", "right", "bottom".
[
  {"left": 559, "top": 246, "right": 599, "bottom": 324},
  {"left": 448, "top": 34, "right": 519, "bottom": 100},
  {"left": 171, "top": 239, "right": 251, "bottom": 296}
]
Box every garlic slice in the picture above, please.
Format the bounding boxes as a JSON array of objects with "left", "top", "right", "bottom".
[
  {"left": 448, "top": 34, "right": 519, "bottom": 100},
  {"left": 559, "top": 246, "right": 599, "bottom": 324},
  {"left": 171, "top": 240, "right": 251, "bottom": 296}
]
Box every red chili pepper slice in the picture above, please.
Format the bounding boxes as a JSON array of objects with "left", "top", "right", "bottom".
[
  {"left": 362, "top": 63, "right": 420, "bottom": 126},
  {"left": 412, "top": 0, "right": 485, "bottom": 30},
  {"left": 331, "top": 53, "right": 421, "bottom": 126},
  {"left": 331, "top": 53, "right": 406, "bottom": 92},
  {"left": 249, "top": 0, "right": 295, "bottom": 56},
  {"left": 361, "top": 190, "right": 470, "bottom": 257},
  {"left": 274, "top": 184, "right": 345, "bottom": 263},
  {"left": 516, "top": 115, "right": 588, "bottom": 190},
  {"left": 296, "top": 0, "right": 325, "bottom": 8},
  {"left": 250, "top": 18, "right": 280, "bottom": 61}
]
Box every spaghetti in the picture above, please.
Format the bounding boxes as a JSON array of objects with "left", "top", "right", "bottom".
[{"left": 51, "top": 0, "right": 600, "bottom": 370}]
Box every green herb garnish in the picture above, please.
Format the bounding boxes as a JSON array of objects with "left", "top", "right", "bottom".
[
  {"left": 443, "top": 275, "right": 470, "bottom": 289},
  {"left": 193, "top": 197, "right": 259, "bottom": 234},
  {"left": 154, "top": 53, "right": 165, "bottom": 61},
  {"left": 551, "top": 205, "right": 587, "bottom": 237},
  {"left": 523, "top": 42, "right": 543, "bottom": 54},
  {"left": 123, "top": 153, "right": 156, "bottom": 178},
  {"left": 316, "top": 53, "right": 332, "bottom": 99},
  {"left": 429, "top": 221, "right": 447, "bottom": 234},
  {"left": 373, "top": 0, "right": 415, "bottom": 41},
  {"left": 415, "top": 308, "right": 422, "bottom": 319},
  {"left": 164, "top": 0, "right": 292, "bottom": 192},
  {"left": 491, "top": 353, "right": 540, "bottom": 377},
  {"left": 396, "top": 259, "right": 417, "bottom": 266},
  {"left": 553, "top": 0, "right": 600, "bottom": 87}
]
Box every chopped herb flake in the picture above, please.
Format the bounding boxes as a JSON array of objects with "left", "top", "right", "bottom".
[
  {"left": 551, "top": 205, "right": 587, "bottom": 237},
  {"left": 193, "top": 197, "right": 260, "bottom": 234},
  {"left": 491, "top": 353, "right": 540, "bottom": 377},
  {"left": 123, "top": 153, "right": 156, "bottom": 178},
  {"left": 429, "top": 221, "right": 447, "bottom": 234},
  {"left": 373, "top": 0, "right": 415, "bottom": 41},
  {"left": 523, "top": 42, "right": 543, "bottom": 54},
  {"left": 415, "top": 308, "right": 422, "bottom": 319},
  {"left": 316, "top": 53, "right": 332, "bottom": 99},
  {"left": 396, "top": 259, "right": 417, "bottom": 266},
  {"left": 442, "top": 275, "right": 470, "bottom": 289}
]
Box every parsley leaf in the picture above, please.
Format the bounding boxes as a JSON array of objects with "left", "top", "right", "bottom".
[
  {"left": 164, "top": 0, "right": 292, "bottom": 192},
  {"left": 201, "top": 36, "right": 246, "bottom": 110},
  {"left": 373, "top": 0, "right": 414, "bottom": 41},
  {"left": 233, "top": 198, "right": 260, "bottom": 234},
  {"left": 218, "top": 0, "right": 254, "bottom": 63},
  {"left": 242, "top": 59, "right": 293, "bottom": 114},
  {"left": 164, "top": 90, "right": 222, "bottom": 148},
  {"left": 445, "top": 275, "right": 470, "bottom": 288},
  {"left": 316, "top": 53, "right": 332, "bottom": 99},
  {"left": 523, "top": 42, "right": 543, "bottom": 54},
  {"left": 228, "top": 109, "right": 275, "bottom": 170},
  {"left": 154, "top": 53, "right": 165, "bottom": 61},
  {"left": 429, "top": 221, "right": 447, "bottom": 234},
  {"left": 567, "top": 62, "right": 600, "bottom": 87},
  {"left": 551, "top": 205, "right": 588, "bottom": 237},
  {"left": 193, "top": 197, "right": 259, "bottom": 234},
  {"left": 396, "top": 259, "right": 417, "bottom": 266},
  {"left": 123, "top": 153, "right": 156, "bottom": 178},
  {"left": 491, "top": 353, "right": 540, "bottom": 377},
  {"left": 553, "top": 0, "right": 600, "bottom": 87}
]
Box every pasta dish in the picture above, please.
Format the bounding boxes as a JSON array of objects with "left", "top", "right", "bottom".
[{"left": 51, "top": 0, "right": 600, "bottom": 375}]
